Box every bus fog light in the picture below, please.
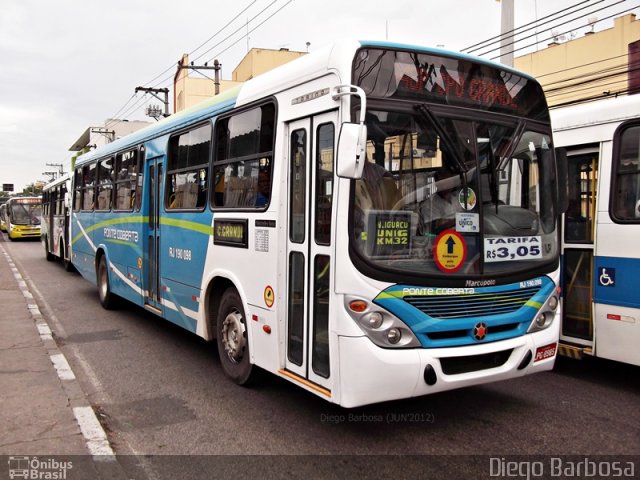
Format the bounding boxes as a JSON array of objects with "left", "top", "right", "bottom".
[
  {"left": 366, "top": 312, "right": 383, "bottom": 329},
  {"left": 535, "top": 314, "right": 546, "bottom": 328},
  {"left": 548, "top": 296, "right": 558, "bottom": 311},
  {"left": 387, "top": 327, "right": 401, "bottom": 344}
]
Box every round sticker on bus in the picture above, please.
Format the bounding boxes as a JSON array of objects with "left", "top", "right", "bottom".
[
  {"left": 434, "top": 230, "right": 467, "bottom": 273},
  {"left": 458, "top": 187, "right": 477, "bottom": 211},
  {"left": 264, "top": 286, "right": 275, "bottom": 308}
]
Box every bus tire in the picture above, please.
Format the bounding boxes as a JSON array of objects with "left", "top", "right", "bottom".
[
  {"left": 44, "top": 236, "right": 54, "bottom": 261},
  {"left": 61, "top": 243, "right": 74, "bottom": 272},
  {"left": 216, "top": 288, "right": 255, "bottom": 385},
  {"left": 63, "top": 256, "right": 74, "bottom": 272},
  {"left": 97, "top": 255, "right": 118, "bottom": 309}
]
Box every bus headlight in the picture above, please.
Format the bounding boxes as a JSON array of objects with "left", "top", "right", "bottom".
[
  {"left": 365, "top": 312, "right": 383, "bottom": 329},
  {"left": 345, "top": 295, "right": 421, "bottom": 348},
  {"left": 527, "top": 294, "right": 559, "bottom": 333},
  {"left": 387, "top": 328, "right": 401, "bottom": 344}
]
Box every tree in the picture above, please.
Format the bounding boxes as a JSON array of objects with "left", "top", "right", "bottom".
[{"left": 22, "top": 182, "right": 44, "bottom": 196}]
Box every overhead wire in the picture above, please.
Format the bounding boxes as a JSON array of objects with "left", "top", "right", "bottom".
[
  {"left": 462, "top": 0, "right": 597, "bottom": 53},
  {"left": 140, "top": 0, "right": 258, "bottom": 88},
  {"left": 106, "top": 0, "right": 286, "bottom": 123},
  {"left": 477, "top": 0, "right": 627, "bottom": 58},
  {"left": 488, "top": 3, "right": 640, "bottom": 61},
  {"left": 205, "top": 0, "right": 294, "bottom": 64}
]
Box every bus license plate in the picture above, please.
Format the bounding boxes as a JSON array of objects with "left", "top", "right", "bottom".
[{"left": 534, "top": 343, "right": 557, "bottom": 362}]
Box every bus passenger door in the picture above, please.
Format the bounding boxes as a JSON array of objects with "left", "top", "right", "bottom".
[
  {"left": 285, "top": 112, "right": 337, "bottom": 391},
  {"left": 561, "top": 147, "right": 599, "bottom": 345},
  {"left": 145, "top": 157, "right": 163, "bottom": 313}
]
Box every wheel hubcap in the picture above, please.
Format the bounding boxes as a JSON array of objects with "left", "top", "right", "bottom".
[{"left": 221, "top": 309, "right": 246, "bottom": 364}]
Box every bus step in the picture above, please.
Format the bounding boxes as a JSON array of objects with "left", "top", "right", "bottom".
[{"left": 558, "top": 343, "right": 585, "bottom": 360}]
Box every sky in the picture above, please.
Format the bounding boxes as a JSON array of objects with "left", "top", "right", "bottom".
[{"left": 1, "top": 0, "right": 637, "bottom": 192}]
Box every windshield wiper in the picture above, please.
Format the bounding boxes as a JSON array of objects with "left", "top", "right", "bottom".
[
  {"left": 414, "top": 104, "right": 469, "bottom": 194},
  {"left": 414, "top": 105, "right": 469, "bottom": 176}
]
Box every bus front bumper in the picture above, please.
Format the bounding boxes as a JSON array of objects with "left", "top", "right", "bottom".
[
  {"left": 337, "top": 321, "right": 559, "bottom": 408},
  {"left": 10, "top": 226, "right": 41, "bottom": 238}
]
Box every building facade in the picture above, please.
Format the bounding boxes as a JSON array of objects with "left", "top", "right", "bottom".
[
  {"left": 515, "top": 14, "right": 640, "bottom": 107},
  {"left": 174, "top": 47, "right": 306, "bottom": 113}
]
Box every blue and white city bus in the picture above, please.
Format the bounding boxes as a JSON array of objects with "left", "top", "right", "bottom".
[
  {"left": 69, "top": 40, "right": 563, "bottom": 407},
  {"left": 552, "top": 95, "right": 640, "bottom": 367}
]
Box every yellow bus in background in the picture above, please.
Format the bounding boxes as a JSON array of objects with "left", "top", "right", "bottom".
[{"left": 4, "top": 196, "right": 42, "bottom": 240}]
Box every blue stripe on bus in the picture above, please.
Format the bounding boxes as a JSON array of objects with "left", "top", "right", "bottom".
[
  {"left": 373, "top": 276, "right": 555, "bottom": 348},
  {"left": 594, "top": 256, "right": 640, "bottom": 309}
]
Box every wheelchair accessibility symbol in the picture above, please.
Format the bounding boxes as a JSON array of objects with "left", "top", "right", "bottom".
[{"left": 598, "top": 267, "right": 616, "bottom": 287}]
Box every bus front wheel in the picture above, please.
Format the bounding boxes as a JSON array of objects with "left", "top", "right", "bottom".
[
  {"left": 216, "top": 288, "right": 255, "bottom": 385},
  {"left": 97, "top": 256, "right": 117, "bottom": 309}
]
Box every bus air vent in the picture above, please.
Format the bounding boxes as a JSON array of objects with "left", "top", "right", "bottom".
[{"left": 440, "top": 349, "right": 513, "bottom": 375}]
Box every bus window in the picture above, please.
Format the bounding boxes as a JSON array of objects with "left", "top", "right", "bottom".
[
  {"left": 612, "top": 124, "right": 640, "bottom": 221},
  {"left": 289, "top": 129, "right": 307, "bottom": 243},
  {"left": 166, "top": 123, "right": 211, "bottom": 210},
  {"left": 96, "top": 157, "right": 114, "bottom": 211},
  {"left": 213, "top": 104, "right": 275, "bottom": 209},
  {"left": 115, "top": 150, "right": 138, "bottom": 211},
  {"left": 82, "top": 163, "right": 96, "bottom": 211},
  {"left": 564, "top": 150, "right": 598, "bottom": 243},
  {"left": 74, "top": 168, "right": 83, "bottom": 211},
  {"left": 315, "top": 123, "right": 334, "bottom": 245}
]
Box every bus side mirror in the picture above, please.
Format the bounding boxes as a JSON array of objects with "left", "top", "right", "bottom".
[
  {"left": 336, "top": 122, "right": 367, "bottom": 179},
  {"left": 556, "top": 147, "right": 569, "bottom": 214}
]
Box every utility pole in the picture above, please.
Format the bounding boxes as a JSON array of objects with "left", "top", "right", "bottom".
[
  {"left": 46, "top": 163, "right": 65, "bottom": 177},
  {"left": 135, "top": 86, "right": 170, "bottom": 117},
  {"left": 498, "top": 0, "right": 514, "bottom": 67},
  {"left": 177, "top": 61, "right": 222, "bottom": 95}
]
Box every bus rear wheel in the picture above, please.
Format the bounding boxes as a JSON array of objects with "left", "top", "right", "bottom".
[
  {"left": 216, "top": 288, "right": 255, "bottom": 385},
  {"left": 97, "top": 255, "right": 117, "bottom": 309},
  {"left": 44, "top": 236, "right": 54, "bottom": 261},
  {"left": 61, "top": 243, "right": 74, "bottom": 272}
]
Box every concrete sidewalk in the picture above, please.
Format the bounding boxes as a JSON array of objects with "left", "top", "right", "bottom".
[
  {"left": 0, "top": 240, "right": 128, "bottom": 479},
  {"left": 0, "top": 243, "right": 91, "bottom": 456}
]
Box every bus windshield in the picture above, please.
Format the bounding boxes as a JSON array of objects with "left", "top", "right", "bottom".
[
  {"left": 10, "top": 201, "right": 42, "bottom": 226},
  {"left": 351, "top": 48, "right": 557, "bottom": 282}
]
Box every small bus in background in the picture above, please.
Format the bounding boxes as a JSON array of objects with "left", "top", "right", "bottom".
[
  {"left": 0, "top": 203, "right": 7, "bottom": 232},
  {"left": 4, "top": 196, "right": 42, "bottom": 240},
  {"left": 42, "top": 174, "right": 73, "bottom": 270},
  {"left": 68, "top": 40, "right": 564, "bottom": 407},
  {"left": 552, "top": 95, "right": 640, "bottom": 367}
]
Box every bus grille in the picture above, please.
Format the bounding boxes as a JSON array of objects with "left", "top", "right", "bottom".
[{"left": 403, "top": 286, "right": 541, "bottom": 319}]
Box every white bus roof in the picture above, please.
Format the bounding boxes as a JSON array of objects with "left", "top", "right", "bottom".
[{"left": 551, "top": 95, "right": 640, "bottom": 146}]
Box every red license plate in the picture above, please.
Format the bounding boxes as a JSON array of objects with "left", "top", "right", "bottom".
[{"left": 534, "top": 343, "right": 557, "bottom": 362}]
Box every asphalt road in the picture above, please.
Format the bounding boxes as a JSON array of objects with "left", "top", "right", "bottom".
[{"left": 4, "top": 237, "right": 639, "bottom": 479}]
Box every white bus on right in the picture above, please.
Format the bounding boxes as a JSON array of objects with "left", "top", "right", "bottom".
[{"left": 551, "top": 94, "right": 640, "bottom": 367}]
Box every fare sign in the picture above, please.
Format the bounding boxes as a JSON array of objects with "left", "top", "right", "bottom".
[{"left": 434, "top": 230, "right": 467, "bottom": 273}]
